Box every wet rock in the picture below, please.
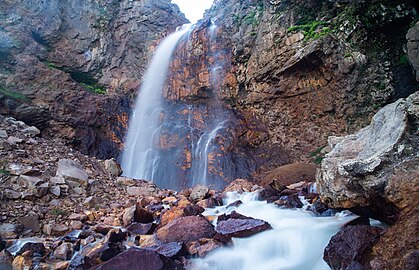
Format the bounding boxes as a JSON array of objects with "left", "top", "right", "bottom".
[
  {"left": 95, "top": 248, "right": 164, "bottom": 270},
  {"left": 127, "top": 222, "right": 156, "bottom": 235},
  {"left": 190, "top": 185, "right": 209, "bottom": 202},
  {"left": 274, "top": 194, "right": 304, "bottom": 209},
  {"left": 144, "top": 242, "right": 184, "bottom": 258},
  {"left": 196, "top": 197, "right": 222, "bottom": 208},
  {"left": 258, "top": 188, "right": 280, "bottom": 203},
  {"left": 223, "top": 179, "right": 255, "bottom": 193},
  {"left": 324, "top": 225, "right": 382, "bottom": 270},
  {"left": 56, "top": 159, "right": 88, "bottom": 186},
  {"left": 53, "top": 242, "right": 73, "bottom": 260},
  {"left": 215, "top": 217, "right": 272, "bottom": 242},
  {"left": 104, "top": 159, "right": 122, "bottom": 177},
  {"left": 16, "top": 242, "right": 45, "bottom": 256},
  {"left": 0, "top": 238, "right": 5, "bottom": 252},
  {"left": 186, "top": 238, "right": 224, "bottom": 257},
  {"left": 104, "top": 229, "right": 128, "bottom": 243},
  {"left": 156, "top": 216, "right": 215, "bottom": 243},
  {"left": 260, "top": 163, "right": 316, "bottom": 192},
  {"left": 17, "top": 213, "right": 40, "bottom": 233},
  {"left": 0, "top": 223, "right": 23, "bottom": 239},
  {"left": 12, "top": 255, "right": 32, "bottom": 270}
]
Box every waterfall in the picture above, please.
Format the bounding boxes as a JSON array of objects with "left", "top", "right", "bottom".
[
  {"left": 192, "top": 192, "right": 357, "bottom": 270},
  {"left": 121, "top": 24, "right": 193, "bottom": 182}
]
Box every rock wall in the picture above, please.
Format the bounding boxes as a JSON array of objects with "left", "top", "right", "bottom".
[{"left": 0, "top": 0, "right": 187, "bottom": 158}]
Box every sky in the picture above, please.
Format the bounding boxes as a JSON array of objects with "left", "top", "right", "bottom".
[{"left": 171, "top": 0, "right": 214, "bottom": 23}]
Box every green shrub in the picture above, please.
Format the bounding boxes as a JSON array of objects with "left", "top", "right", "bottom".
[
  {"left": 399, "top": 54, "right": 409, "bottom": 66},
  {"left": 0, "top": 86, "right": 31, "bottom": 102},
  {"left": 51, "top": 208, "right": 68, "bottom": 216},
  {"left": 287, "top": 21, "right": 331, "bottom": 41},
  {"left": 80, "top": 83, "right": 107, "bottom": 95}
]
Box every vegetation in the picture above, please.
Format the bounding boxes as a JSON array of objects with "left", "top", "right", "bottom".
[
  {"left": 399, "top": 54, "right": 409, "bottom": 66},
  {"left": 310, "top": 146, "right": 326, "bottom": 165},
  {"left": 0, "top": 86, "right": 31, "bottom": 102},
  {"left": 0, "top": 169, "right": 9, "bottom": 176},
  {"left": 80, "top": 82, "right": 107, "bottom": 95},
  {"left": 287, "top": 21, "right": 332, "bottom": 41},
  {"left": 51, "top": 208, "right": 68, "bottom": 217},
  {"left": 43, "top": 61, "right": 59, "bottom": 70}
]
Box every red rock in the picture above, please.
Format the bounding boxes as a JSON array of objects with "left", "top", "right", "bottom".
[
  {"left": 324, "top": 225, "right": 382, "bottom": 270},
  {"left": 215, "top": 218, "right": 272, "bottom": 242},
  {"left": 95, "top": 248, "right": 164, "bottom": 270},
  {"left": 156, "top": 216, "right": 215, "bottom": 243}
]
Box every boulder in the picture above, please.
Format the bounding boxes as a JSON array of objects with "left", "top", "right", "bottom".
[
  {"left": 260, "top": 163, "right": 317, "bottom": 192},
  {"left": 104, "top": 159, "right": 122, "bottom": 177},
  {"left": 190, "top": 185, "right": 209, "bottom": 202},
  {"left": 407, "top": 22, "right": 419, "bottom": 81},
  {"left": 186, "top": 238, "right": 224, "bottom": 257},
  {"left": 158, "top": 204, "right": 204, "bottom": 228},
  {"left": 144, "top": 242, "right": 184, "bottom": 258},
  {"left": 53, "top": 243, "right": 73, "bottom": 260},
  {"left": 56, "top": 159, "right": 88, "bottom": 186},
  {"left": 17, "top": 213, "right": 40, "bottom": 233},
  {"left": 16, "top": 242, "right": 46, "bottom": 256},
  {"left": 0, "top": 223, "right": 23, "bottom": 239},
  {"left": 122, "top": 205, "right": 154, "bottom": 227},
  {"left": 156, "top": 216, "right": 215, "bottom": 243},
  {"left": 126, "top": 223, "right": 156, "bottom": 235},
  {"left": 317, "top": 93, "right": 419, "bottom": 224},
  {"left": 223, "top": 179, "right": 255, "bottom": 193},
  {"left": 0, "top": 250, "right": 13, "bottom": 270},
  {"left": 22, "top": 126, "right": 40, "bottom": 136},
  {"left": 324, "top": 225, "right": 382, "bottom": 270},
  {"left": 215, "top": 217, "right": 272, "bottom": 242},
  {"left": 95, "top": 248, "right": 164, "bottom": 270}
]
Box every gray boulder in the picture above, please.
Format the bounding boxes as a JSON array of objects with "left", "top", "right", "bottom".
[{"left": 317, "top": 92, "right": 418, "bottom": 224}]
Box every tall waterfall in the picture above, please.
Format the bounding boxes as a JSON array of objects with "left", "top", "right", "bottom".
[
  {"left": 121, "top": 21, "right": 247, "bottom": 190},
  {"left": 121, "top": 24, "right": 193, "bottom": 183}
]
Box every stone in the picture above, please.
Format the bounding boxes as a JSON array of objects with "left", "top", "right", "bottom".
[
  {"left": 259, "top": 163, "right": 317, "bottom": 192},
  {"left": 16, "top": 242, "right": 46, "bottom": 256},
  {"left": 190, "top": 185, "right": 209, "bottom": 201},
  {"left": 70, "top": 221, "right": 83, "bottom": 230},
  {"left": 68, "top": 213, "right": 88, "bottom": 222},
  {"left": 324, "top": 225, "right": 382, "bottom": 270},
  {"left": 49, "top": 176, "right": 66, "bottom": 185},
  {"left": 95, "top": 248, "right": 164, "bottom": 270},
  {"left": 215, "top": 217, "right": 272, "bottom": 242},
  {"left": 123, "top": 205, "right": 154, "bottom": 227},
  {"left": 17, "top": 213, "right": 40, "bottom": 233},
  {"left": 317, "top": 93, "right": 419, "bottom": 224},
  {"left": 22, "top": 126, "right": 40, "bottom": 136},
  {"left": 126, "top": 183, "right": 158, "bottom": 197},
  {"left": 223, "top": 179, "right": 255, "bottom": 193},
  {"left": 116, "top": 177, "right": 135, "bottom": 186},
  {"left": 6, "top": 136, "right": 23, "bottom": 145},
  {"left": 274, "top": 194, "right": 304, "bottom": 209},
  {"left": 56, "top": 159, "right": 88, "bottom": 185},
  {"left": 51, "top": 224, "right": 70, "bottom": 237},
  {"left": 0, "top": 223, "right": 23, "bottom": 239},
  {"left": 144, "top": 242, "right": 184, "bottom": 258},
  {"left": 186, "top": 238, "right": 224, "bottom": 257},
  {"left": 0, "top": 129, "right": 7, "bottom": 138},
  {"left": 407, "top": 22, "right": 419, "bottom": 81},
  {"left": 0, "top": 250, "right": 13, "bottom": 270},
  {"left": 36, "top": 182, "right": 49, "bottom": 197},
  {"left": 285, "top": 32, "right": 304, "bottom": 46},
  {"left": 127, "top": 223, "right": 156, "bottom": 235},
  {"left": 156, "top": 216, "right": 215, "bottom": 243},
  {"left": 104, "top": 159, "right": 122, "bottom": 177},
  {"left": 17, "top": 175, "right": 43, "bottom": 188},
  {"left": 196, "top": 197, "right": 222, "bottom": 208},
  {"left": 5, "top": 189, "right": 21, "bottom": 199},
  {"left": 54, "top": 243, "right": 73, "bottom": 260},
  {"left": 159, "top": 204, "right": 204, "bottom": 228},
  {"left": 12, "top": 256, "right": 32, "bottom": 270},
  {"left": 49, "top": 186, "right": 61, "bottom": 197}
]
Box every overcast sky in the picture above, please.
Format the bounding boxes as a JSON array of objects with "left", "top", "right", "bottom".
[{"left": 172, "top": 0, "right": 214, "bottom": 23}]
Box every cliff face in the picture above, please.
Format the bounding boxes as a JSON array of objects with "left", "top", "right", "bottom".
[
  {"left": 0, "top": 0, "right": 187, "bottom": 158},
  {"left": 196, "top": 0, "right": 418, "bottom": 166}
]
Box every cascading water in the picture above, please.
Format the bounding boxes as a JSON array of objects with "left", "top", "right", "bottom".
[
  {"left": 122, "top": 20, "right": 246, "bottom": 190},
  {"left": 121, "top": 24, "right": 193, "bottom": 182},
  {"left": 192, "top": 192, "right": 357, "bottom": 270}
]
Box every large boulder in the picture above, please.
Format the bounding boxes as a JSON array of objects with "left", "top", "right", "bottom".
[
  {"left": 324, "top": 225, "right": 382, "bottom": 270},
  {"left": 317, "top": 92, "right": 419, "bottom": 224},
  {"left": 56, "top": 159, "right": 88, "bottom": 186},
  {"left": 156, "top": 216, "right": 215, "bottom": 243},
  {"left": 95, "top": 248, "right": 164, "bottom": 270}
]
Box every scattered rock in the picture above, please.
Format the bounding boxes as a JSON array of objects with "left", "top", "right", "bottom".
[
  {"left": 104, "top": 159, "right": 122, "bottom": 177},
  {"left": 51, "top": 224, "right": 70, "bottom": 237},
  {"left": 17, "top": 213, "right": 40, "bottom": 233},
  {"left": 22, "top": 126, "right": 40, "bottom": 136},
  {"left": 190, "top": 185, "right": 209, "bottom": 202},
  {"left": 56, "top": 159, "right": 88, "bottom": 186},
  {"left": 0, "top": 223, "right": 23, "bottom": 239}
]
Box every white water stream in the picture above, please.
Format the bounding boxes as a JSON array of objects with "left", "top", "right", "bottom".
[{"left": 192, "top": 192, "right": 357, "bottom": 270}]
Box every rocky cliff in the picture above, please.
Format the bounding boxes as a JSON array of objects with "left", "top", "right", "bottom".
[{"left": 0, "top": 0, "right": 187, "bottom": 158}]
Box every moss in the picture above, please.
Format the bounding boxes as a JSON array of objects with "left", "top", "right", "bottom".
[
  {"left": 287, "top": 20, "right": 331, "bottom": 41},
  {"left": 80, "top": 82, "right": 107, "bottom": 95},
  {"left": 51, "top": 208, "right": 68, "bottom": 217},
  {"left": 0, "top": 86, "right": 31, "bottom": 102},
  {"left": 399, "top": 54, "right": 409, "bottom": 66},
  {"left": 313, "top": 156, "right": 325, "bottom": 165},
  {"left": 42, "top": 61, "right": 58, "bottom": 70},
  {"left": 310, "top": 146, "right": 325, "bottom": 157},
  {"left": 0, "top": 169, "right": 9, "bottom": 176}
]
